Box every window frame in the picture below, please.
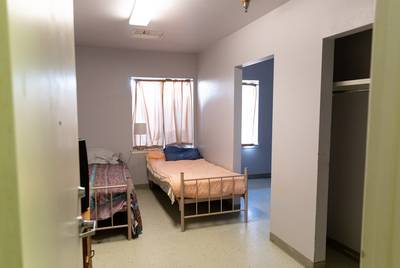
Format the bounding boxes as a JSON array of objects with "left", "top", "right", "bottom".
[
  {"left": 131, "top": 77, "right": 195, "bottom": 148},
  {"left": 241, "top": 80, "right": 260, "bottom": 147}
]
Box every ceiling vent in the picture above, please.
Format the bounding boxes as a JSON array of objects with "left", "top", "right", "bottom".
[{"left": 131, "top": 29, "right": 164, "bottom": 40}]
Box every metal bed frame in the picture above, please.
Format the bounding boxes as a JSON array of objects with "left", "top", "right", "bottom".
[
  {"left": 148, "top": 167, "right": 248, "bottom": 232},
  {"left": 91, "top": 178, "right": 133, "bottom": 240}
]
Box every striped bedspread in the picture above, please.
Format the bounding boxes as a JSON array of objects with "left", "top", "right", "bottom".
[{"left": 89, "top": 163, "right": 142, "bottom": 237}]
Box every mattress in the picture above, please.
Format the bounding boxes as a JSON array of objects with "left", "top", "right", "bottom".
[
  {"left": 89, "top": 163, "right": 130, "bottom": 220},
  {"left": 147, "top": 158, "right": 246, "bottom": 203},
  {"left": 89, "top": 162, "right": 143, "bottom": 237}
]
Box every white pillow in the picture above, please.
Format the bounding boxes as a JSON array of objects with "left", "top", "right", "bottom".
[{"left": 87, "top": 147, "right": 119, "bottom": 164}]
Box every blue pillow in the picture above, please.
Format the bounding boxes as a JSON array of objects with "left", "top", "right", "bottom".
[
  {"left": 164, "top": 146, "right": 202, "bottom": 161},
  {"left": 164, "top": 145, "right": 183, "bottom": 153}
]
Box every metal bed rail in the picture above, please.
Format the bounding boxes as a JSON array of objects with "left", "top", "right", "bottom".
[
  {"left": 179, "top": 168, "right": 248, "bottom": 232},
  {"left": 91, "top": 178, "right": 133, "bottom": 240}
]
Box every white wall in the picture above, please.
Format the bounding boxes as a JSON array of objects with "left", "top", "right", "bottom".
[
  {"left": 196, "top": 0, "right": 375, "bottom": 262},
  {"left": 76, "top": 46, "right": 197, "bottom": 184}
]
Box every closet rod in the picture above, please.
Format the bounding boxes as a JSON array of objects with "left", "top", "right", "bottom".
[{"left": 333, "top": 89, "right": 369, "bottom": 94}]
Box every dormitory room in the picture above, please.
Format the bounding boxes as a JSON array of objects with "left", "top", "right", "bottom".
[{"left": 1, "top": 0, "right": 399, "bottom": 267}]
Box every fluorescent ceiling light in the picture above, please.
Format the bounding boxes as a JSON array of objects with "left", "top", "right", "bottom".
[{"left": 129, "top": 0, "right": 153, "bottom": 26}]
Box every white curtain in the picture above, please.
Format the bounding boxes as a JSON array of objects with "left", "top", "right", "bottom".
[
  {"left": 132, "top": 80, "right": 194, "bottom": 147},
  {"left": 132, "top": 81, "right": 164, "bottom": 146},
  {"left": 241, "top": 82, "right": 259, "bottom": 145},
  {"left": 163, "top": 81, "right": 193, "bottom": 145}
]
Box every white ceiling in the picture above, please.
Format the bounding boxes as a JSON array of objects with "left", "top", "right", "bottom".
[{"left": 74, "top": 0, "right": 289, "bottom": 53}]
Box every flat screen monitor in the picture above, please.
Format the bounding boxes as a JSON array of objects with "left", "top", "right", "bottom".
[{"left": 79, "top": 140, "right": 90, "bottom": 213}]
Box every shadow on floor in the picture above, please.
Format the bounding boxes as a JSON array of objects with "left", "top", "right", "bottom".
[{"left": 149, "top": 183, "right": 252, "bottom": 230}]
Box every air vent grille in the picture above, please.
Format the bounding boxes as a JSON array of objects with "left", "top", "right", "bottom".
[{"left": 131, "top": 29, "right": 164, "bottom": 40}]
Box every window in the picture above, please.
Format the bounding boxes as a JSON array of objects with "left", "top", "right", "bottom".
[
  {"left": 131, "top": 78, "right": 194, "bottom": 147},
  {"left": 241, "top": 80, "right": 259, "bottom": 146}
]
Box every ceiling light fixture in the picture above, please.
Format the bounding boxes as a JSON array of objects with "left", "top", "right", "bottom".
[
  {"left": 241, "top": 0, "right": 251, "bottom": 12},
  {"left": 129, "top": 0, "right": 153, "bottom": 26}
]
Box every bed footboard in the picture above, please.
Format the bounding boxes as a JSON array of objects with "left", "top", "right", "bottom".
[
  {"left": 179, "top": 168, "right": 248, "bottom": 232},
  {"left": 91, "top": 178, "right": 134, "bottom": 240}
]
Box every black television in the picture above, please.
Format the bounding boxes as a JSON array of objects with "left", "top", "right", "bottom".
[{"left": 79, "top": 140, "right": 90, "bottom": 213}]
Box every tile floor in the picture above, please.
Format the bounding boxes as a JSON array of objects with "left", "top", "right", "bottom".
[{"left": 92, "top": 179, "right": 359, "bottom": 268}]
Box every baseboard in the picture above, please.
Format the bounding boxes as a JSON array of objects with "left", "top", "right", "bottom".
[
  {"left": 326, "top": 237, "right": 360, "bottom": 262},
  {"left": 270, "top": 232, "right": 325, "bottom": 268},
  {"left": 248, "top": 173, "right": 271, "bottom": 179}
]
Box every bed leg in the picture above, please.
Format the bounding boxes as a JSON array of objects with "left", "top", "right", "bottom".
[
  {"left": 148, "top": 180, "right": 155, "bottom": 189},
  {"left": 147, "top": 169, "right": 154, "bottom": 189},
  {"left": 180, "top": 172, "right": 185, "bottom": 232},
  {"left": 244, "top": 168, "right": 248, "bottom": 223},
  {"left": 127, "top": 179, "right": 133, "bottom": 240},
  {"left": 180, "top": 199, "right": 185, "bottom": 232}
]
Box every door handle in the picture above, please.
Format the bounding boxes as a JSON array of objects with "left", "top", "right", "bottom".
[{"left": 78, "top": 216, "right": 97, "bottom": 238}]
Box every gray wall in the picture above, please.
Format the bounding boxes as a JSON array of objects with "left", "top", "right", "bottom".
[
  {"left": 75, "top": 45, "right": 197, "bottom": 184},
  {"left": 241, "top": 59, "right": 274, "bottom": 176}
]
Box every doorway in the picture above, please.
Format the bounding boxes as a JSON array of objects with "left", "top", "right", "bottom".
[
  {"left": 240, "top": 59, "right": 274, "bottom": 179},
  {"left": 233, "top": 57, "right": 274, "bottom": 228}
]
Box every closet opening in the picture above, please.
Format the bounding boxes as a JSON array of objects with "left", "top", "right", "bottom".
[
  {"left": 320, "top": 27, "right": 373, "bottom": 265},
  {"left": 234, "top": 56, "right": 274, "bottom": 225}
]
